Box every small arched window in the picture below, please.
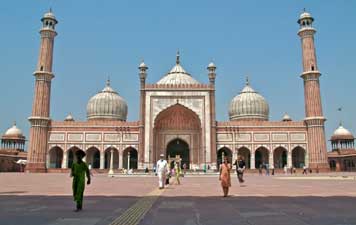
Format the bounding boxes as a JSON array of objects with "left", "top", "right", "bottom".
[
  {"left": 45, "top": 21, "right": 49, "bottom": 26},
  {"left": 302, "top": 21, "right": 306, "bottom": 26},
  {"left": 40, "top": 66, "right": 43, "bottom": 71},
  {"left": 311, "top": 65, "right": 315, "bottom": 71}
]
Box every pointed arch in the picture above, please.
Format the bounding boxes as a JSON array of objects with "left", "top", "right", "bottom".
[
  {"left": 123, "top": 147, "right": 138, "bottom": 169},
  {"left": 217, "top": 147, "right": 233, "bottom": 168},
  {"left": 292, "top": 146, "right": 306, "bottom": 168},
  {"left": 237, "top": 147, "right": 251, "bottom": 169},
  {"left": 104, "top": 147, "right": 119, "bottom": 169},
  {"left": 255, "top": 147, "right": 269, "bottom": 169},
  {"left": 86, "top": 147, "right": 100, "bottom": 169},
  {"left": 273, "top": 147, "right": 288, "bottom": 169},
  {"left": 67, "top": 146, "right": 83, "bottom": 168},
  {"left": 48, "top": 146, "right": 63, "bottom": 168}
]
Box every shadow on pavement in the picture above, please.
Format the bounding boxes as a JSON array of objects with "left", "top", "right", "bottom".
[{"left": 0, "top": 195, "right": 356, "bottom": 225}]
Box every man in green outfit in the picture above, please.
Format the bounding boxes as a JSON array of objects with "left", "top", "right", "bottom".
[{"left": 70, "top": 150, "right": 91, "bottom": 212}]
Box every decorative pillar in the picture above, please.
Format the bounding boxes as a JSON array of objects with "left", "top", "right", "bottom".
[
  {"left": 287, "top": 151, "right": 292, "bottom": 168},
  {"left": 108, "top": 149, "right": 114, "bottom": 176},
  {"left": 138, "top": 61, "right": 147, "bottom": 168},
  {"left": 26, "top": 10, "right": 58, "bottom": 172},
  {"left": 61, "top": 151, "right": 67, "bottom": 169},
  {"left": 119, "top": 150, "right": 123, "bottom": 169},
  {"left": 100, "top": 151, "right": 105, "bottom": 169},
  {"left": 250, "top": 152, "right": 255, "bottom": 169},
  {"left": 269, "top": 150, "right": 274, "bottom": 168},
  {"left": 298, "top": 10, "right": 328, "bottom": 169}
]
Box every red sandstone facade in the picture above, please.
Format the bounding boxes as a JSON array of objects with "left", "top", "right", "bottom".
[{"left": 26, "top": 10, "right": 329, "bottom": 172}]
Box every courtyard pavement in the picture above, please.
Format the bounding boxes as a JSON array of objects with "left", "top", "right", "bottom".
[{"left": 0, "top": 172, "right": 356, "bottom": 225}]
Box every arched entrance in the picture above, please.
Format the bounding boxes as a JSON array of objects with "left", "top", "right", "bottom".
[
  {"left": 104, "top": 147, "right": 119, "bottom": 169},
  {"left": 237, "top": 147, "right": 251, "bottom": 169},
  {"left": 86, "top": 147, "right": 100, "bottom": 169},
  {"left": 123, "top": 147, "right": 138, "bottom": 169},
  {"left": 166, "top": 139, "right": 190, "bottom": 169},
  {"left": 67, "top": 147, "right": 84, "bottom": 168},
  {"left": 153, "top": 104, "right": 202, "bottom": 167},
  {"left": 292, "top": 147, "right": 306, "bottom": 168},
  {"left": 217, "top": 147, "right": 232, "bottom": 168},
  {"left": 273, "top": 147, "right": 287, "bottom": 169},
  {"left": 255, "top": 147, "right": 269, "bottom": 169},
  {"left": 329, "top": 160, "right": 336, "bottom": 171},
  {"left": 49, "top": 147, "right": 63, "bottom": 168}
]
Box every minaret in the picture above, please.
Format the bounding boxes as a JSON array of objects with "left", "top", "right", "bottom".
[
  {"left": 207, "top": 62, "right": 217, "bottom": 167},
  {"left": 297, "top": 10, "right": 328, "bottom": 169},
  {"left": 26, "top": 10, "right": 58, "bottom": 172},
  {"left": 138, "top": 60, "right": 148, "bottom": 168}
]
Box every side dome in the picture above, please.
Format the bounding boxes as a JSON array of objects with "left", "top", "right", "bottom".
[
  {"left": 331, "top": 124, "right": 354, "bottom": 141},
  {"left": 157, "top": 52, "right": 199, "bottom": 85},
  {"left": 229, "top": 78, "right": 269, "bottom": 121},
  {"left": 86, "top": 80, "right": 128, "bottom": 121}
]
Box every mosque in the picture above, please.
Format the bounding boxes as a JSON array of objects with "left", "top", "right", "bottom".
[{"left": 6, "top": 10, "right": 352, "bottom": 173}]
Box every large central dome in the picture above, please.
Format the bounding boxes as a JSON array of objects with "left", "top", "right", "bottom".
[
  {"left": 157, "top": 52, "right": 199, "bottom": 85},
  {"left": 229, "top": 78, "right": 269, "bottom": 121},
  {"left": 86, "top": 80, "right": 128, "bottom": 121}
]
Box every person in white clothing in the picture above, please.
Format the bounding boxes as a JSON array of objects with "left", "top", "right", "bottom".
[{"left": 156, "top": 154, "right": 168, "bottom": 189}]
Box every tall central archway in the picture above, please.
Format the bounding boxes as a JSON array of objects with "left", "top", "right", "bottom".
[{"left": 153, "top": 104, "right": 202, "bottom": 168}]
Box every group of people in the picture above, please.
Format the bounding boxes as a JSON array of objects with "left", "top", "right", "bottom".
[
  {"left": 156, "top": 154, "right": 183, "bottom": 189},
  {"left": 71, "top": 151, "right": 249, "bottom": 211},
  {"left": 219, "top": 156, "right": 246, "bottom": 197}
]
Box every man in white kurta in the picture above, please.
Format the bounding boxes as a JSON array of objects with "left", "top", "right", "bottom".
[{"left": 156, "top": 154, "right": 168, "bottom": 189}]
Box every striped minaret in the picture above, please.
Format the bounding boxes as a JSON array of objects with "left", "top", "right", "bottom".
[
  {"left": 298, "top": 10, "right": 328, "bottom": 169},
  {"left": 26, "top": 10, "right": 58, "bottom": 172}
]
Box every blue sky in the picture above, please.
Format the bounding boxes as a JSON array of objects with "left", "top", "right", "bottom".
[{"left": 0, "top": 0, "right": 355, "bottom": 149}]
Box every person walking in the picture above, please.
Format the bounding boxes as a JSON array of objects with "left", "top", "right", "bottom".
[
  {"left": 70, "top": 150, "right": 91, "bottom": 212},
  {"left": 183, "top": 163, "right": 187, "bottom": 175},
  {"left": 258, "top": 164, "right": 263, "bottom": 175},
  {"left": 271, "top": 164, "right": 275, "bottom": 176},
  {"left": 174, "top": 161, "right": 182, "bottom": 185},
  {"left": 219, "top": 156, "right": 231, "bottom": 197},
  {"left": 156, "top": 154, "right": 168, "bottom": 189},
  {"left": 303, "top": 165, "right": 308, "bottom": 175},
  {"left": 233, "top": 156, "right": 246, "bottom": 185},
  {"left": 265, "top": 163, "right": 270, "bottom": 176}
]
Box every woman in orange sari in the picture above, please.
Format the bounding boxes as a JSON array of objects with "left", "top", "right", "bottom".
[{"left": 219, "top": 156, "right": 231, "bottom": 197}]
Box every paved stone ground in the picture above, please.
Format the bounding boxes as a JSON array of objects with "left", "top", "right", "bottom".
[{"left": 1, "top": 173, "right": 356, "bottom": 225}]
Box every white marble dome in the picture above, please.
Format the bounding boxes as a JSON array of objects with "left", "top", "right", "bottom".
[
  {"left": 298, "top": 10, "right": 313, "bottom": 24},
  {"left": 157, "top": 53, "right": 199, "bottom": 85},
  {"left": 331, "top": 124, "right": 354, "bottom": 141},
  {"left": 229, "top": 79, "right": 269, "bottom": 121},
  {"left": 42, "top": 9, "right": 57, "bottom": 21},
  {"left": 4, "top": 123, "right": 24, "bottom": 137},
  {"left": 86, "top": 80, "right": 128, "bottom": 121}
]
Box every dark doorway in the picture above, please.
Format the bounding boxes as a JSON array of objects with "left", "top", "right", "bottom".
[
  {"left": 166, "top": 139, "right": 190, "bottom": 169},
  {"left": 217, "top": 147, "right": 233, "bottom": 169}
]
